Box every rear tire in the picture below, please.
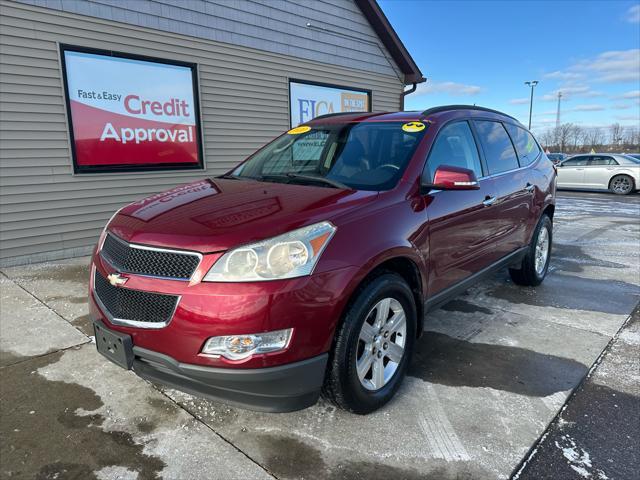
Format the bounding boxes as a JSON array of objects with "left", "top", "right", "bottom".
[
  {"left": 609, "top": 174, "right": 634, "bottom": 195},
  {"left": 322, "top": 273, "right": 416, "bottom": 414},
  {"left": 509, "top": 215, "right": 552, "bottom": 287}
]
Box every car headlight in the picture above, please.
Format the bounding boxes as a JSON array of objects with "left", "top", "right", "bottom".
[{"left": 203, "top": 221, "right": 336, "bottom": 282}]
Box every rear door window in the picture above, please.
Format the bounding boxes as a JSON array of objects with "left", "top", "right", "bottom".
[
  {"left": 504, "top": 124, "right": 541, "bottom": 166},
  {"left": 562, "top": 156, "right": 589, "bottom": 166},
  {"left": 425, "top": 121, "right": 483, "bottom": 180},
  {"left": 588, "top": 156, "right": 618, "bottom": 166},
  {"left": 473, "top": 120, "right": 520, "bottom": 174}
]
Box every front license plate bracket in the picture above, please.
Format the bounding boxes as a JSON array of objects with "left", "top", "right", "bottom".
[{"left": 94, "top": 321, "right": 134, "bottom": 369}]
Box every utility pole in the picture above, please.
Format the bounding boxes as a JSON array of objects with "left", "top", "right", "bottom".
[
  {"left": 555, "top": 91, "right": 562, "bottom": 128},
  {"left": 525, "top": 80, "right": 538, "bottom": 129}
]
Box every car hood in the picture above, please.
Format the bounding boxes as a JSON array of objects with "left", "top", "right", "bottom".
[{"left": 109, "top": 178, "right": 377, "bottom": 252}]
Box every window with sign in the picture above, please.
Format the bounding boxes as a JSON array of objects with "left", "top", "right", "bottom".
[
  {"left": 289, "top": 80, "right": 371, "bottom": 127},
  {"left": 61, "top": 45, "right": 203, "bottom": 173}
]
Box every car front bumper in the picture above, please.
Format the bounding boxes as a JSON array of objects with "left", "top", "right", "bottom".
[{"left": 94, "top": 318, "right": 329, "bottom": 412}]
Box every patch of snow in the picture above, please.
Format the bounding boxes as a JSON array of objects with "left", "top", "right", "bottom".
[
  {"left": 555, "top": 435, "right": 609, "bottom": 479},
  {"left": 95, "top": 466, "right": 139, "bottom": 480}
]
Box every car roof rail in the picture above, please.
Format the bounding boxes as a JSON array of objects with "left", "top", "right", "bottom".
[
  {"left": 421, "top": 105, "right": 520, "bottom": 123},
  {"left": 311, "top": 112, "right": 364, "bottom": 121}
]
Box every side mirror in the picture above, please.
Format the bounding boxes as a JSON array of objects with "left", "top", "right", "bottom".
[{"left": 421, "top": 165, "right": 480, "bottom": 193}]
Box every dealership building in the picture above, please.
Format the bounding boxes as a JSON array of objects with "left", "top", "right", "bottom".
[{"left": 0, "top": 0, "right": 424, "bottom": 266}]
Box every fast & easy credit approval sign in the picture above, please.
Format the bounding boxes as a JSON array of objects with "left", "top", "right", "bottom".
[
  {"left": 61, "top": 46, "right": 203, "bottom": 173},
  {"left": 289, "top": 80, "right": 371, "bottom": 127}
]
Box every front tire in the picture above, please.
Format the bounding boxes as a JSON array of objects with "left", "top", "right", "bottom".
[
  {"left": 322, "top": 273, "right": 416, "bottom": 414},
  {"left": 609, "top": 175, "right": 634, "bottom": 195},
  {"left": 509, "top": 215, "right": 552, "bottom": 286}
]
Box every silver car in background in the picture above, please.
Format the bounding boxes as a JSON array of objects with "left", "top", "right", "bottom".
[{"left": 557, "top": 154, "right": 640, "bottom": 195}]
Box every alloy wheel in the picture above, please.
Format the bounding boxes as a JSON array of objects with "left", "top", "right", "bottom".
[
  {"left": 534, "top": 226, "right": 550, "bottom": 276},
  {"left": 356, "top": 297, "right": 406, "bottom": 391},
  {"left": 612, "top": 176, "right": 631, "bottom": 194}
]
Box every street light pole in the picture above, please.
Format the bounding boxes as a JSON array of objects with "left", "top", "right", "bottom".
[{"left": 524, "top": 80, "right": 538, "bottom": 130}]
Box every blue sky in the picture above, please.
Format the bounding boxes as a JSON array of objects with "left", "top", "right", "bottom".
[{"left": 379, "top": 0, "right": 640, "bottom": 133}]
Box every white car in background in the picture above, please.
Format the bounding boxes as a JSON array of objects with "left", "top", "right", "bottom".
[{"left": 556, "top": 154, "right": 640, "bottom": 195}]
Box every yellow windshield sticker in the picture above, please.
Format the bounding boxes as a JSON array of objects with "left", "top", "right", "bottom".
[
  {"left": 287, "top": 125, "right": 311, "bottom": 135},
  {"left": 402, "top": 121, "right": 425, "bottom": 133}
]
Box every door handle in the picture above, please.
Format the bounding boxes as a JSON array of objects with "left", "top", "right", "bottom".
[
  {"left": 524, "top": 183, "right": 535, "bottom": 193},
  {"left": 483, "top": 196, "right": 497, "bottom": 207},
  {"left": 575, "top": 168, "right": 584, "bottom": 170}
]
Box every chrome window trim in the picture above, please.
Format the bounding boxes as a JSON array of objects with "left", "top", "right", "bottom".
[
  {"left": 100, "top": 232, "right": 203, "bottom": 281},
  {"left": 92, "top": 267, "right": 180, "bottom": 329}
]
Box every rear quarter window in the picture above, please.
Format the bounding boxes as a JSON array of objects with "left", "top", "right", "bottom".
[{"left": 504, "top": 124, "right": 541, "bottom": 166}]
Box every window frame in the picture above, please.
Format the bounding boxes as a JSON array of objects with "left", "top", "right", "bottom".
[{"left": 422, "top": 119, "right": 486, "bottom": 182}]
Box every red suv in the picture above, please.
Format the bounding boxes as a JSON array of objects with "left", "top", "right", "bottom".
[{"left": 91, "top": 106, "right": 556, "bottom": 414}]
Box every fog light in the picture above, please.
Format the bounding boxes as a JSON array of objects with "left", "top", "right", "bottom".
[{"left": 201, "top": 329, "right": 292, "bottom": 360}]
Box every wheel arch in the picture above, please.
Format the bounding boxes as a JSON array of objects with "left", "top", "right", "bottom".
[
  {"left": 341, "top": 252, "right": 426, "bottom": 339},
  {"left": 542, "top": 203, "right": 555, "bottom": 221},
  {"left": 608, "top": 173, "right": 636, "bottom": 191}
]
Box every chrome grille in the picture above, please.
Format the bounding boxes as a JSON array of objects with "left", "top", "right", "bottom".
[
  {"left": 101, "top": 233, "right": 200, "bottom": 280},
  {"left": 93, "top": 270, "right": 179, "bottom": 328}
]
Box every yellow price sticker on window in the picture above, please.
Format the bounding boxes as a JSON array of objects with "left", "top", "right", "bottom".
[
  {"left": 402, "top": 122, "right": 425, "bottom": 133},
  {"left": 287, "top": 125, "right": 311, "bottom": 135}
]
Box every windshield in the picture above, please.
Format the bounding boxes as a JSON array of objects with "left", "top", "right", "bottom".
[{"left": 231, "top": 121, "right": 428, "bottom": 191}]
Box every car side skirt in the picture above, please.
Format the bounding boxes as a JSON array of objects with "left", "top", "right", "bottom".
[{"left": 425, "top": 247, "right": 528, "bottom": 312}]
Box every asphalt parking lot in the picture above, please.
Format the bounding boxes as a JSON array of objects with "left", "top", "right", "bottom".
[{"left": 1, "top": 190, "right": 639, "bottom": 480}]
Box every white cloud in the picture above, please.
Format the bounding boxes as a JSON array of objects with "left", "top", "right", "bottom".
[
  {"left": 541, "top": 85, "right": 604, "bottom": 101},
  {"left": 613, "top": 89, "right": 640, "bottom": 99},
  {"left": 571, "top": 104, "right": 605, "bottom": 112},
  {"left": 509, "top": 98, "right": 529, "bottom": 105},
  {"left": 543, "top": 50, "right": 640, "bottom": 86},
  {"left": 574, "top": 49, "right": 640, "bottom": 83},
  {"left": 543, "top": 71, "right": 583, "bottom": 81},
  {"left": 612, "top": 104, "right": 631, "bottom": 110},
  {"left": 627, "top": 5, "right": 640, "bottom": 23},
  {"left": 533, "top": 110, "right": 558, "bottom": 117},
  {"left": 614, "top": 114, "right": 640, "bottom": 121},
  {"left": 414, "top": 81, "right": 482, "bottom": 96}
]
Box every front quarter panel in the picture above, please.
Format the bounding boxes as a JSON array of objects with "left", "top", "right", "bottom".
[{"left": 316, "top": 191, "right": 428, "bottom": 302}]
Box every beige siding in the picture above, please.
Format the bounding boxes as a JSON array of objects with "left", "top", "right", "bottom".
[
  {"left": 15, "top": 0, "right": 402, "bottom": 79},
  {"left": 0, "top": 0, "right": 404, "bottom": 266}
]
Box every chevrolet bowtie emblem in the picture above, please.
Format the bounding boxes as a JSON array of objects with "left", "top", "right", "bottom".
[{"left": 107, "top": 273, "right": 128, "bottom": 287}]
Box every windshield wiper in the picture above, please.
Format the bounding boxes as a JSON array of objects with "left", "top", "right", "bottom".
[
  {"left": 216, "top": 173, "right": 242, "bottom": 180},
  {"left": 284, "top": 173, "right": 351, "bottom": 190},
  {"left": 256, "top": 173, "right": 350, "bottom": 190}
]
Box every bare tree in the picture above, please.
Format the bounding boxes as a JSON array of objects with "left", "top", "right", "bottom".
[
  {"left": 585, "top": 127, "right": 605, "bottom": 151},
  {"left": 555, "top": 123, "right": 574, "bottom": 153},
  {"left": 622, "top": 126, "right": 640, "bottom": 150},
  {"left": 609, "top": 123, "right": 623, "bottom": 147},
  {"left": 568, "top": 124, "right": 583, "bottom": 151},
  {"left": 536, "top": 123, "right": 638, "bottom": 153},
  {"left": 539, "top": 129, "right": 556, "bottom": 151}
]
